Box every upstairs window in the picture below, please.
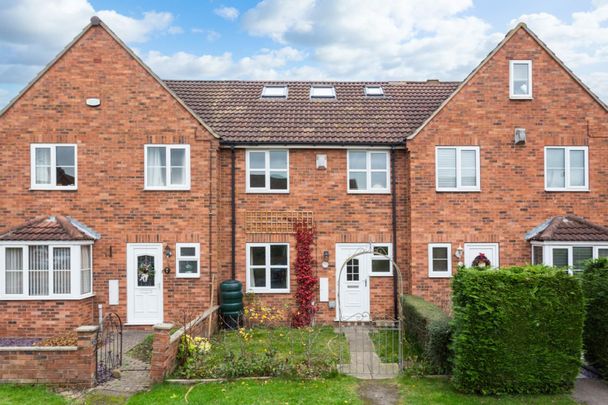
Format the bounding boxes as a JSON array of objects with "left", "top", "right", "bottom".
[
  {"left": 261, "top": 85, "right": 288, "bottom": 98},
  {"left": 348, "top": 150, "right": 390, "bottom": 193},
  {"left": 365, "top": 86, "right": 384, "bottom": 97},
  {"left": 509, "top": 60, "right": 532, "bottom": 99},
  {"left": 30, "top": 144, "right": 77, "bottom": 190},
  {"left": 145, "top": 145, "right": 190, "bottom": 190},
  {"left": 436, "top": 147, "right": 480, "bottom": 192},
  {"left": 310, "top": 86, "right": 336, "bottom": 99},
  {"left": 246, "top": 150, "right": 289, "bottom": 193},
  {"left": 545, "top": 147, "right": 588, "bottom": 191}
]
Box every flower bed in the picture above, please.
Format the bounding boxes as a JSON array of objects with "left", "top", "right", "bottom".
[{"left": 174, "top": 326, "right": 349, "bottom": 379}]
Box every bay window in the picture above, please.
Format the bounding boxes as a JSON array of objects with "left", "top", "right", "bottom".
[
  {"left": 532, "top": 243, "right": 608, "bottom": 273},
  {"left": 0, "top": 243, "right": 93, "bottom": 299}
]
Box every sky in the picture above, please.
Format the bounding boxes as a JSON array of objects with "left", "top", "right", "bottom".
[{"left": 1, "top": 0, "right": 608, "bottom": 109}]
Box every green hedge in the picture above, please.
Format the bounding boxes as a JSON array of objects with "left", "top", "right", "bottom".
[
  {"left": 401, "top": 295, "right": 452, "bottom": 373},
  {"left": 452, "top": 266, "right": 584, "bottom": 395},
  {"left": 582, "top": 258, "right": 608, "bottom": 378}
]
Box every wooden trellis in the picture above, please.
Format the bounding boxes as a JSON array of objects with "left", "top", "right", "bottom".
[{"left": 246, "top": 211, "right": 314, "bottom": 234}]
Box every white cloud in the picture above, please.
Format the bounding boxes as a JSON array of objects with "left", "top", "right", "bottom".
[
  {"left": 96, "top": 10, "right": 173, "bottom": 43},
  {"left": 143, "top": 46, "right": 305, "bottom": 80},
  {"left": 214, "top": 6, "right": 239, "bottom": 21},
  {"left": 168, "top": 26, "right": 184, "bottom": 35},
  {"left": 192, "top": 28, "right": 221, "bottom": 42},
  {"left": 242, "top": 0, "right": 502, "bottom": 80}
]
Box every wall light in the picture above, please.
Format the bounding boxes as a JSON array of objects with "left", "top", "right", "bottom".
[
  {"left": 455, "top": 245, "right": 464, "bottom": 259},
  {"left": 322, "top": 250, "right": 330, "bottom": 268}
]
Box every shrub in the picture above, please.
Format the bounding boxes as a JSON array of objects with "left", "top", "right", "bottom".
[
  {"left": 452, "top": 266, "right": 584, "bottom": 395},
  {"left": 401, "top": 295, "right": 452, "bottom": 374},
  {"left": 582, "top": 258, "right": 608, "bottom": 378}
]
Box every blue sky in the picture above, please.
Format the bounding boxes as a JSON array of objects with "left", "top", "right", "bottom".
[{"left": 1, "top": 0, "right": 608, "bottom": 108}]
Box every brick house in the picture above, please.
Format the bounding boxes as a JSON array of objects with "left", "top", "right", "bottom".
[{"left": 0, "top": 17, "right": 607, "bottom": 335}]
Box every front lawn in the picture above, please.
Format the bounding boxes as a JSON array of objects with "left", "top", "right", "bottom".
[
  {"left": 129, "top": 376, "right": 362, "bottom": 405},
  {"left": 174, "top": 326, "right": 349, "bottom": 379},
  {"left": 370, "top": 329, "right": 403, "bottom": 363},
  {"left": 0, "top": 384, "right": 66, "bottom": 405},
  {"left": 399, "top": 376, "right": 577, "bottom": 404}
]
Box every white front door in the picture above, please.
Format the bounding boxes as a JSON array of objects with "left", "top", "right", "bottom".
[
  {"left": 464, "top": 243, "right": 500, "bottom": 268},
  {"left": 127, "top": 244, "right": 163, "bottom": 325},
  {"left": 336, "top": 244, "right": 370, "bottom": 321}
]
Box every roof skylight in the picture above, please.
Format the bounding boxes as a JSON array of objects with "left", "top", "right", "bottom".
[
  {"left": 310, "top": 86, "right": 336, "bottom": 99},
  {"left": 261, "top": 85, "right": 288, "bottom": 98},
  {"left": 365, "top": 86, "right": 384, "bottom": 97}
]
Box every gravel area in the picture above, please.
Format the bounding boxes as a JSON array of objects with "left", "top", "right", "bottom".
[{"left": 0, "top": 337, "right": 42, "bottom": 347}]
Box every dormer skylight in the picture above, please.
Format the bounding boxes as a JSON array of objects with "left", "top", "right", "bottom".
[
  {"left": 365, "top": 86, "right": 384, "bottom": 97},
  {"left": 310, "top": 86, "right": 336, "bottom": 99},
  {"left": 261, "top": 85, "right": 288, "bottom": 98}
]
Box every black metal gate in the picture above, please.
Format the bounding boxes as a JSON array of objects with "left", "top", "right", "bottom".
[{"left": 95, "top": 313, "right": 123, "bottom": 384}]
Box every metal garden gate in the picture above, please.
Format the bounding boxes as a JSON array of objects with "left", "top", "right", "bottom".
[{"left": 95, "top": 313, "right": 123, "bottom": 384}]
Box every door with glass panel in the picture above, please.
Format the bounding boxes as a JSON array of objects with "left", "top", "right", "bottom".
[
  {"left": 127, "top": 244, "right": 163, "bottom": 324},
  {"left": 335, "top": 244, "right": 370, "bottom": 321}
]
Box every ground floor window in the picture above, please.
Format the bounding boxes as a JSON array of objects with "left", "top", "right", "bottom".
[
  {"left": 532, "top": 243, "right": 608, "bottom": 272},
  {"left": 0, "top": 243, "right": 93, "bottom": 299},
  {"left": 176, "top": 243, "right": 200, "bottom": 278},
  {"left": 246, "top": 243, "right": 289, "bottom": 293},
  {"left": 428, "top": 243, "right": 452, "bottom": 278}
]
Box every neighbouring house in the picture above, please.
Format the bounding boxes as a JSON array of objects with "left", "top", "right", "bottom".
[{"left": 0, "top": 17, "right": 607, "bottom": 336}]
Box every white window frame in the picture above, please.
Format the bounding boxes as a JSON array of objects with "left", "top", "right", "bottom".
[
  {"left": 544, "top": 146, "right": 589, "bottom": 192},
  {"left": 245, "top": 150, "right": 290, "bottom": 193},
  {"left": 261, "top": 85, "right": 288, "bottom": 98},
  {"left": 246, "top": 243, "right": 290, "bottom": 293},
  {"left": 531, "top": 242, "right": 608, "bottom": 273},
  {"left": 435, "top": 146, "right": 480, "bottom": 192},
  {"left": 0, "top": 241, "right": 94, "bottom": 300},
  {"left": 144, "top": 144, "right": 191, "bottom": 191},
  {"left": 310, "top": 86, "right": 336, "bottom": 99},
  {"left": 175, "top": 243, "right": 200, "bottom": 279},
  {"left": 509, "top": 60, "right": 533, "bottom": 99},
  {"left": 30, "top": 144, "right": 78, "bottom": 190},
  {"left": 365, "top": 86, "right": 384, "bottom": 97},
  {"left": 369, "top": 243, "right": 393, "bottom": 277},
  {"left": 347, "top": 150, "right": 391, "bottom": 194},
  {"left": 428, "top": 243, "right": 452, "bottom": 278}
]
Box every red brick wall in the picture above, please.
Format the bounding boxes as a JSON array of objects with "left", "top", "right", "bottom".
[
  {"left": 0, "top": 297, "right": 94, "bottom": 338},
  {"left": 0, "top": 25, "right": 219, "bottom": 335},
  {"left": 217, "top": 148, "right": 409, "bottom": 322},
  {"left": 407, "top": 27, "right": 608, "bottom": 310}
]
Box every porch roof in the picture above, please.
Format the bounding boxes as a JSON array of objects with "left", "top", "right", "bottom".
[
  {"left": 0, "top": 215, "right": 100, "bottom": 242},
  {"left": 525, "top": 215, "right": 608, "bottom": 242}
]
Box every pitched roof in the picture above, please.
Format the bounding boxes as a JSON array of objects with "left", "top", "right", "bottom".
[
  {"left": 407, "top": 23, "right": 608, "bottom": 140},
  {"left": 525, "top": 215, "right": 608, "bottom": 242},
  {"left": 0, "top": 216, "right": 100, "bottom": 241},
  {"left": 164, "top": 80, "right": 459, "bottom": 145}
]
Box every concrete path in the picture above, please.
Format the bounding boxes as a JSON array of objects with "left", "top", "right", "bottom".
[
  {"left": 338, "top": 326, "right": 399, "bottom": 379},
  {"left": 91, "top": 330, "right": 152, "bottom": 397},
  {"left": 573, "top": 374, "right": 608, "bottom": 405}
]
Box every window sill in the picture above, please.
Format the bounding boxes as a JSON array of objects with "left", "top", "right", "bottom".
[
  {"left": 428, "top": 275, "right": 452, "bottom": 279},
  {"left": 436, "top": 189, "right": 480, "bottom": 193},
  {"left": 176, "top": 274, "right": 200, "bottom": 279},
  {"left": 544, "top": 189, "right": 590, "bottom": 193},
  {"left": 369, "top": 273, "right": 393, "bottom": 277},
  {"left": 30, "top": 187, "right": 78, "bottom": 191},
  {"left": 0, "top": 293, "right": 95, "bottom": 301},
  {"left": 246, "top": 289, "right": 290, "bottom": 294},
  {"left": 144, "top": 187, "right": 191, "bottom": 192},
  {"left": 246, "top": 190, "right": 290, "bottom": 194},
  {"left": 347, "top": 190, "right": 391, "bottom": 195},
  {"left": 509, "top": 95, "right": 533, "bottom": 100}
]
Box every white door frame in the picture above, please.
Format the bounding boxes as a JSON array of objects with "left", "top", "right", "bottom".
[
  {"left": 126, "top": 243, "right": 164, "bottom": 325},
  {"left": 464, "top": 243, "right": 500, "bottom": 268},
  {"left": 335, "top": 243, "right": 371, "bottom": 321}
]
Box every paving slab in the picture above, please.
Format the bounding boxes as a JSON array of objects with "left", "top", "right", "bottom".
[{"left": 338, "top": 326, "right": 399, "bottom": 380}]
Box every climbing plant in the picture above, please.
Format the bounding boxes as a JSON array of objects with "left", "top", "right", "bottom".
[{"left": 292, "top": 221, "right": 317, "bottom": 327}]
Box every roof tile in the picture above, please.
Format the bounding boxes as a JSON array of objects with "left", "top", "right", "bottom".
[
  {"left": 0, "top": 216, "right": 99, "bottom": 241},
  {"left": 526, "top": 215, "right": 608, "bottom": 242}
]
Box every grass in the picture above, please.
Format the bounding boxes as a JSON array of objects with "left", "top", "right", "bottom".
[
  {"left": 128, "top": 376, "right": 362, "bottom": 405},
  {"left": 0, "top": 384, "right": 66, "bottom": 405},
  {"left": 370, "top": 329, "right": 404, "bottom": 363},
  {"left": 127, "top": 334, "right": 154, "bottom": 363},
  {"left": 398, "top": 376, "right": 577, "bottom": 405}
]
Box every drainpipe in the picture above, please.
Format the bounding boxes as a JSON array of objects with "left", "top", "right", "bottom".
[
  {"left": 231, "top": 146, "right": 236, "bottom": 280},
  {"left": 391, "top": 147, "right": 399, "bottom": 319}
]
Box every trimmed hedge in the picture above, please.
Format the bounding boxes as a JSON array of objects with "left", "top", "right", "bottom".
[
  {"left": 452, "top": 266, "right": 584, "bottom": 395},
  {"left": 401, "top": 295, "right": 452, "bottom": 373},
  {"left": 582, "top": 258, "right": 608, "bottom": 378}
]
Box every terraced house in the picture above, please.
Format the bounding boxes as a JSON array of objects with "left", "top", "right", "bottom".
[{"left": 1, "top": 16, "right": 607, "bottom": 336}]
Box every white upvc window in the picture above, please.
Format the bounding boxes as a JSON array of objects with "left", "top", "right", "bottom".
[
  {"left": 347, "top": 150, "right": 390, "bottom": 193},
  {"left": 370, "top": 243, "right": 393, "bottom": 276},
  {"left": 544, "top": 147, "right": 588, "bottom": 191},
  {"left": 144, "top": 145, "right": 190, "bottom": 190},
  {"left": 0, "top": 242, "right": 93, "bottom": 300},
  {"left": 30, "top": 144, "right": 77, "bottom": 190},
  {"left": 261, "top": 85, "right": 288, "bottom": 98},
  {"left": 509, "top": 60, "right": 532, "bottom": 99},
  {"left": 436, "top": 146, "right": 480, "bottom": 192},
  {"left": 532, "top": 243, "right": 608, "bottom": 273},
  {"left": 246, "top": 243, "right": 289, "bottom": 293},
  {"left": 246, "top": 150, "right": 289, "bottom": 193},
  {"left": 310, "top": 86, "right": 336, "bottom": 99},
  {"left": 176, "top": 243, "right": 200, "bottom": 278},
  {"left": 428, "top": 243, "right": 452, "bottom": 278}
]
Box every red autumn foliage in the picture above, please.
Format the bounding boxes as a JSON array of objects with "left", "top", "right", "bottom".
[{"left": 291, "top": 221, "right": 317, "bottom": 327}]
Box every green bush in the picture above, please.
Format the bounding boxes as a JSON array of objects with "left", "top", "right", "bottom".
[
  {"left": 401, "top": 295, "right": 452, "bottom": 374},
  {"left": 582, "top": 258, "right": 608, "bottom": 378},
  {"left": 452, "top": 266, "right": 584, "bottom": 395}
]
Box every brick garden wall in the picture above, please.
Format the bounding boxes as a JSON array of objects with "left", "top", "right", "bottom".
[
  {"left": 0, "top": 25, "right": 219, "bottom": 335},
  {"left": 407, "top": 27, "right": 608, "bottom": 310}
]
